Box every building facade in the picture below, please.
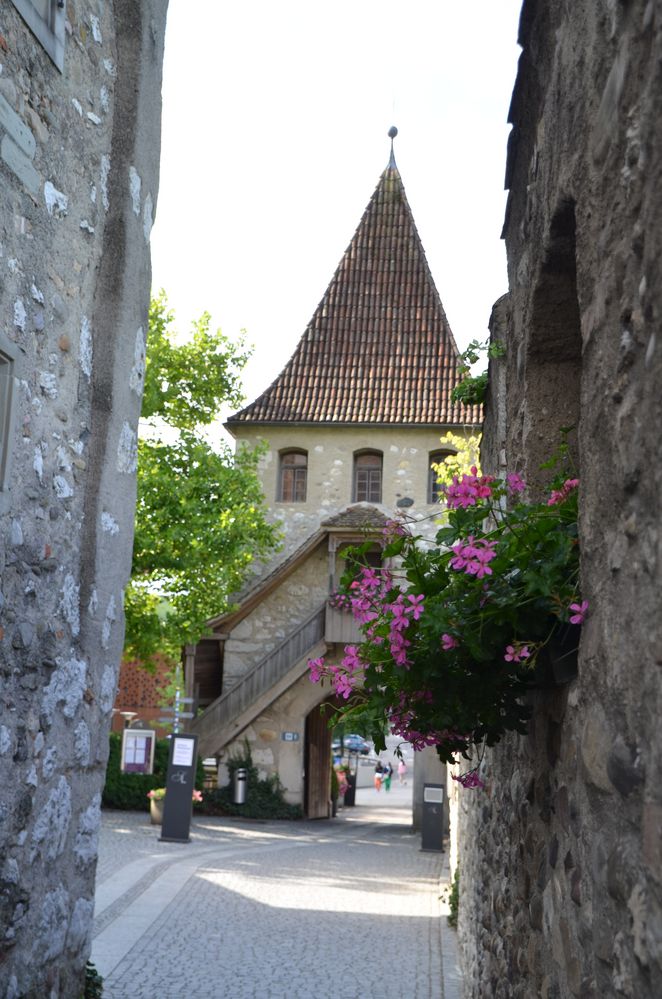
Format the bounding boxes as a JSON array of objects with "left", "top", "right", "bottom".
[{"left": 188, "top": 145, "right": 480, "bottom": 817}]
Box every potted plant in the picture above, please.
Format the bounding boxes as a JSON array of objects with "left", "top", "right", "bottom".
[
  {"left": 147, "top": 787, "right": 203, "bottom": 824},
  {"left": 309, "top": 456, "right": 585, "bottom": 789}
]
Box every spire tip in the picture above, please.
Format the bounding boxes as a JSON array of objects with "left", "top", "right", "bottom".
[{"left": 388, "top": 126, "right": 398, "bottom": 169}]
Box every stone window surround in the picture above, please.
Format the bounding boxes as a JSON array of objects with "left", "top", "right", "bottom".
[
  {"left": 427, "top": 448, "right": 456, "bottom": 504},
  {"left": 10, "top": 0, "right": 66, "bottom": 73},
  {"left": 353, "top": 449, "right": 383, "bottom": 503}
]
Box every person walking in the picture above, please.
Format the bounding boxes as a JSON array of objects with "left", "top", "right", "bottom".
[
  {"left": 374, "top": 760, "right": 384, "bottom": 791},
  {"left": 382, "top": 762, "right": 393, "bottom": 792},
  {"left": 398, "top": 759, "right": 408, "bottom": 785}
]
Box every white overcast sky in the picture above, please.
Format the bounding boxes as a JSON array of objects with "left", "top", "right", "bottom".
[{"left": 151, "top": 1, "right": 523, "bottom": 413}]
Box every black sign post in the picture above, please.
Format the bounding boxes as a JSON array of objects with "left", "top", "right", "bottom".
[
  {"left": 421, "top": 783, "right": 444, "bottom": 852},
  {"left": 159, "top": 733, "right": 198, "bottom": 843}
]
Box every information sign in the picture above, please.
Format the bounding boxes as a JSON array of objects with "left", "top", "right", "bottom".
[{"left": 159, "top": 733, "right": 199, "bottom": 843}]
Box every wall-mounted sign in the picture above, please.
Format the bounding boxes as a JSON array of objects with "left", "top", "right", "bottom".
[
  {"left": 120, "top": 728, "right": 156, "bottom": 774},
  {"left": 281, "top": 731, "right": 300, "bottom": 742}
]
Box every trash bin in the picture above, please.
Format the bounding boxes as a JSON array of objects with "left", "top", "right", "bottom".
[
  {"left": 233, "top": 767, "right": 247, "bottom": 804},
  {"left": 421, "top": 783, "right": 444, "bottom": 852},
  {"left": 344, "top": 771, "right": 357, "bottom": 807}
]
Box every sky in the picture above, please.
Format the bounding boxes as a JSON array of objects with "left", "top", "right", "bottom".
[{"left": 150, "top": 1, "right": 523, "bottom": 415}]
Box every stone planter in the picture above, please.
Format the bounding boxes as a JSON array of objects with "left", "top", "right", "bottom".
[{"left": 149, "top": 798, "right": 164, "bottom": 825}]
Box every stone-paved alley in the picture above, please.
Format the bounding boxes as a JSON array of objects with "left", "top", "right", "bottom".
[{"left": 92, "top": 784, "right": 460, "bottom": 999}]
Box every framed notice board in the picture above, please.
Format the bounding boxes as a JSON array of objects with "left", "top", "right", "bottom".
[{"left": 120, "top": 728, "right": 156, "bottom": 774}]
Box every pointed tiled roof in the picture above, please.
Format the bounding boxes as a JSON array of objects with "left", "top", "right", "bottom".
[{"left": 227, "top": 154, "right": 481, "bottom": 428}]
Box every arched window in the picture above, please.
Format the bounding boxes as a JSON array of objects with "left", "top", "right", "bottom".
[
  {"left": 278, "top": 450, "right": 307, "bottom": 502},
  {"left": 428, "top": 450, "right": 454, "bottom": 504},
  {"left": 353, "top": 450, "right": 382, "bottom": 503}
]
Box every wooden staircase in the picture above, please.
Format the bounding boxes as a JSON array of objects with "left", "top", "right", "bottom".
[{"left": 189, "top": 604, "right": 327, "bottom": 758}]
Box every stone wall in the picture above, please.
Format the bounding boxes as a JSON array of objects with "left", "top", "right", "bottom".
[
  {"left": 0, "top": 3, "right": 167, "bottom": 995},
  {"left": 458, "top": 2, "right": 662, "bottom": 997},
  {"left": 222, "top": 542, "right": 329, "bottom": 687}
]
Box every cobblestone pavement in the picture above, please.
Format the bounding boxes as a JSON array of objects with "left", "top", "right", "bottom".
[{"left": 92, "top": 785, "right": 461, "bottom": 999}]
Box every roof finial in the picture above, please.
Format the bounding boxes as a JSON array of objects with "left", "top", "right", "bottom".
[{"left": 388, "top": 125, "right": 398, "bottom": 169}]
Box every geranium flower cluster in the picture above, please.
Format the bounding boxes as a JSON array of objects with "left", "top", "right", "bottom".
[
  {"left": 309, "top": 453, "right": 585, "bottom": 791},
  {"left": 328, "top": 590, "right": 352, "bottom": 612},
  {"left": 335, "top": 766, "right": 349, "bottom": 797},
  {"left": 309, "top": 644, "right": 366, "bottom": 700},
  {"left": 449, "top": 536, "right": 498, "bottom": 579},
  {"left": 444, "top": 466, "right": 494, "bottom": 509},
  {"left": 452, "top": 769, "right": 486, "bottom": 790},
  {"left": 548, "top": 478, "right": 579, "bottom": 506}
]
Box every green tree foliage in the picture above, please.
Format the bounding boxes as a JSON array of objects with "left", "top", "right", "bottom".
[{"left": 125, "top": 293, "right": 280, "bottom": 663}]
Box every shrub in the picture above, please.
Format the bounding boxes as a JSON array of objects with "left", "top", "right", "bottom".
[
  {"left": 447, "top": 866, "right": 460, "bottom": 929},
  {"left": 81, "top": 961, "right": 103, "bottom": 998}
]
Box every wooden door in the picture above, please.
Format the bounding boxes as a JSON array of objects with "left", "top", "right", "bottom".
[{"left": 304, "top": 702, "right": 332, "bottom": 819}]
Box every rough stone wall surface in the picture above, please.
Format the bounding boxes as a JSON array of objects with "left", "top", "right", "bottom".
[
  {"left": 458, "top": 2, "right": 662, "bottom": 998},
  {"left": 222, "top": 544, "right": 330, "bottom": 687},
  {"left": 0, "top": 3, "right": 167, "bottom": 995}
]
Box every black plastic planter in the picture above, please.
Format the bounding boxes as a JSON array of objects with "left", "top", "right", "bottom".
[{"left": 528, "top": 622, "right": 581, "bottom": 688}]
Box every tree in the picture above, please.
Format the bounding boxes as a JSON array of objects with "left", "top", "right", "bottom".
[{"left": 124, "top": 293, "right": 280, "bottom": 664}]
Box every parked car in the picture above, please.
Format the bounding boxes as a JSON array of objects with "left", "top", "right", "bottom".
[{"left": 331, "top": 733, "right": 371, "bottom": 755}]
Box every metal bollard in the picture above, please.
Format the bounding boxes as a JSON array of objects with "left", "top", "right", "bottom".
[{"left": 233, "top": 767, "right": 247, "bottom": 804}]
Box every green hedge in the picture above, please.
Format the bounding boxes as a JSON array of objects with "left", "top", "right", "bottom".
[{"left": 102, "top": 733, "right": 204, "bottom": 810}]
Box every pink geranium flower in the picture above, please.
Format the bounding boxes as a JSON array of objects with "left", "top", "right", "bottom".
[
  {"left": 569, "top": 600, "right": 589, "bottom": 625},
  {"left": 504, "top": 644, "right": 531, "bottom": 664},
  {"left": 506, "top": 472, "right": 526, "bottom": 494},
  {"left": 452, "top": 769, "right": 486, "bottom": 790},
  {"left": 441, "top": 633, "right": 458, "bottom": 651},
  {"left": 308, "top": 656, "right": 326, "bottom": 683},
  {"left": 548, "top": 478, "right": 579, "bottom": 506}
]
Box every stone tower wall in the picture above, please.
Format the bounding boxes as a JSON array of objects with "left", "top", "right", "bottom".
[
  {"left": 0, "top": 3, "right": 167, "bottom": 995},
  {"left": 457, "top": 3, "right": 662, "bottom": 997}
]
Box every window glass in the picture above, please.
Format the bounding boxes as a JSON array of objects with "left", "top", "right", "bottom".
[
  {"left": 428, "top": 450, "right": 453, "bottom": 503},
  {"left": 279, "top": 450, "right": 307, "bottom": 502},
  {"left": 354, "top": 451, "right": 382, "bottom": 503}
]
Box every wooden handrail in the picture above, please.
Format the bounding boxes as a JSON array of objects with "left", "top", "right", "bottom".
[{"left": 190, "top": 603, "right": 326, "bottom": 748}]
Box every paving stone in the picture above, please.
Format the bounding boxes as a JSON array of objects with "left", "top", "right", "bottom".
[{"left": 93, "top": 790, "right": 458, "bottom": 998}]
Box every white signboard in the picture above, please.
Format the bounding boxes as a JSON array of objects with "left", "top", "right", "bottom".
[
  {"left": 424, "top": 786, "right": 444, "bottom": 804},
  {"left": 172, "top": 737, "right": 195, "bottom": 767}
]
